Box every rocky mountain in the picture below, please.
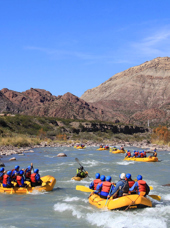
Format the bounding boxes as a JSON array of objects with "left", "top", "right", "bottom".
[
  {"left": 0, "top": 91, "right": 19, "bottom": 114},
  {"left": 81, "top": 57, "right": 170, "bottom": 125},
  {"left": 0, "top": 88, "right": 105, "bottom": 121}
]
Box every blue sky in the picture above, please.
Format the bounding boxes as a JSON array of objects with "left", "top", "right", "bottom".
[{"left": 1, "top": 0, "right": 170, "bottom": 97}]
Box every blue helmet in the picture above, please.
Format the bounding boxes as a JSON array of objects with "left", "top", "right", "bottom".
[
  {"left": 100, "top": 175, "right": 105, "bottom": 181},
  {"left": 137, "top": 175, "right": 142, "bottom": 180},
  {"left": 126, "top": 173, "right": 131, "bottom": 179},
  {"left": 0, "top": 168, "right": 4, "bottom": 172},
  {"left": 95, "top": 173, "right": 100, "bottom": 179},
  {"left": 27, "top": 166, "right": 31, "bottom": 171},
  {"left": 127, "top": 150, "right": 130, "bottom": 152},
  {"left": 7, "top": 171, "right": 12, "bottom": 176},
  {"left": 133, "top": 150, "right": 136, "bottom": 152},
  {"left": 19, "top": 170, "right": 24, "bottom": 175},
  {"left": 34, "top": 169, "right": 39, "bottom": 174},
  {"left": 106, "top": 176, "right": 111, "bottom": 182},
  {"left": 142, "top": 150, "right": 144, "bottom": 152},
  {"left": 15, "top": 165, "right": 20, "bottom": 170}
]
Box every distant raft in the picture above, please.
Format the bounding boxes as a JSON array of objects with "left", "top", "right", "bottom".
[
  {"left": 97, "top": 147, "right": 109, "bottom": 151},
  {"left": 111, "top": 149, "right": 127, "bottom": 154},
  {"left": 124, "top": 156, "right": 158, "bottom": 162},
  {"left": 0, "top": 175, "right": 56, "bottom": 194},
  {"left": 74, "top": 146, "right": 86, "bottom": 149},
  {"left": 89, "top": 193, "right": 152, "bottom": 210},
  {"left": 71, "top": 172, "right": 88, "bottom": 181}
]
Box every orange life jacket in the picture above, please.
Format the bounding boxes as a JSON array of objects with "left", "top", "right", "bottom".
[
  {"left": 101, "top": 181, "right": 112, "bottom": 193},
  {"left": 140, "top": 153, "right": 144, "bottom": 158},
  {"left": 127, "top": 152, "right": 131, "bottom": 157},
  {"left": 128, "top": 180, "right": 135, "bottom": 188},
  {"left": 93, "top": 179, "right": 101, "bottom": 190},
  {"left": 138, "top": 180, "right": 146, "bottom": 192},
  {"left": 25, "top": 168, "right": 31, "bottom": 178},
  {"left": 31, "top": 173, "right": 36, "bottom": 183},
  {"left": 3, "top": 174, "right": 10, "bottom": 185},
  {"left": 16, "top": 175, "right": 22, "bottom": 186}
]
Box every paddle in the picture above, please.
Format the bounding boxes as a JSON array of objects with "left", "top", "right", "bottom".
[
  {"left": 76, "top": 185, "right": 93, "bottom": 192},
  {"left": 75, "top": 158, "right": 91, "bottom": 178},
  {"left": 105, "top": 184, "right": 113, "bottom": 206},
  {"left": 148, "top": 195, "right": 161, "bottom": 201}
]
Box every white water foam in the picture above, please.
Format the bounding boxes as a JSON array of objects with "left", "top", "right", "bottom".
[
  {"left": 64, "top": 196, "right": 88, "bottom": 203},
  {"left": 116, "top": 161, "right": 135, "bottom": 165},
  {"left": 162, "top": 194, "right": 170, "bottom": 201},
  {"left": 54, "top": 203, "right": 83, "bottom": 219}
]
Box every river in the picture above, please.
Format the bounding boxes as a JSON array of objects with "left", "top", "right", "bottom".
[{"left": 0, "top": 146, "right": 170, "bottom": 228}]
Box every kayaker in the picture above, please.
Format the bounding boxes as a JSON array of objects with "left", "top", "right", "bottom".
[
  {"left": 108, "top": 173, "right": 129, "bottom": 198},
  {"left": 89, "top": 173, "right": 101, "bottom": 190},
  {"left": 24, "top": 163, "right": 33, "bottom": 181},
  {"left": 0, "top": 167, "right": 5, "bottom": 183},
  {"left": 30, "top": 169, "right": 42, "bottom": 187},
  {"left": 96, "top": 175, "right": 114, "bottom": 199},
  {"left": 16, "top": 170, "right": 27, "bottom": 187},
  {"left": 120, "top": 146, "right": 124, "bottom": 151},
  {"left": 3, "top": 171, "right": 14, "bottom": 188},
  {"left": 129, "top": 175, "right": 150, "bottom": 196},
  {"left": 126, "top": 173, "right": 135, "bottom": 188},
  {"left": 11, "top": 165, "right": 20, "bottom": 181},
  {"left": 76, "top": 166, "right": 86, "bottom": 178}
]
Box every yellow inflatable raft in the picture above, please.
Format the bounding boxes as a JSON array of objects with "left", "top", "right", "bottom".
[
  {"left": 0, "top": 175, "right": 56, "bottom": 194},
  {"left": 124, "top": 156, "right": 158, "bottom": 162},
  {"left": 111, "top": 149, "right": 127, "bottom": 154},
  {"left": 74, "top": 146, "right": 86, "bottom": 149},
  {"left": 97, "top": 148, "right": 109, "bottom": 151},
  {"left": 89, "top": 193, "right": 152, "bottom": 210},
  {"left": 72, "top": 172, "right": 88, "bottom": 181}
]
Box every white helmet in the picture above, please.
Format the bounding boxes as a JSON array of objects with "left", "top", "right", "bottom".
[{"left": 120, "top": 173, "right": 126, "bottom": 180}]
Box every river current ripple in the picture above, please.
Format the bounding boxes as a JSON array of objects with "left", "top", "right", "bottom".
[{"left": 0, "top": 146, "right": 170, "bottom": 228}]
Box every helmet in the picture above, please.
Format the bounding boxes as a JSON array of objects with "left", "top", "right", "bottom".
[
  {"left": 100, "top": 175, "right": 105, "bottom": 181},
  {"left": 142, "top": 150, "right": 144, "bottom": 152},
  {"left": 126, "top": 173, "right": 131, "bottom": 179},
  {"left": 137, "top": 175, "right": 142, "bottom": 180},
  {"left": 15, "top": 165, "right": 20, "bottom": 170},
  {"left": 95, "top": 173, "right": 100, "bottom": 179},
  {"left": 106, "top": 176, "right": 111, "bottom": 182},
  {"left": 19, "top": 170, "right": 24, "bottom": 175},
  {"left": 133, "top": 150, "right": 136, "bottom": 152},
  {"left": 127, "top": 150, "right": 130, "bottom": 152},
  {"left": 34, "top": 169, "right": 39, "bottom": 174},
  {"left": 0, "top": 168, "right": 4, "bottom": 172},
  {"left": 120, "top": 173, "right": 126, "bottom": 180},
  {"left": 7, "top": 171, "right": 12, "bottom": 176}
]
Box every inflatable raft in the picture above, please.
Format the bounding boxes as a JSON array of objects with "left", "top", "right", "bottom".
[
  {"left": 111, "top": 149, "right": 126, "bottom": 154},
  {"left": 0, "top": 175, "right": 56, "bottom": 194},
  {"left": 97, "top": 148, "right": 109, "bottom": 151},
  {"left": 124, "top": 156, "right": 158, "bottom": 162},
  {"left": 72, "top": 172, "right": 88, "bottom": 181},
  {"left": 74, "top": 146, "right": 86, "bottom": 149},
  {"left": 89, "top": 193, "right": 152, "bottom": 210}
]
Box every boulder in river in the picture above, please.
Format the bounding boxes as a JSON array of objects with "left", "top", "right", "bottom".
[
  {"left": 57, "top": 153, "right": 67, "bottom": 157},
  {"left": 9, "top": 157, "right": 16, "bottom": 161},
  {"left": 0, "top": 163, "right": 5, "bottom": 167}
]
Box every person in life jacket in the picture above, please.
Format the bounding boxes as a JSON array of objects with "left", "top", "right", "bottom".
[
  {"left": 3, "top": 171, "right": 14, "bottom": 188},
  {"left": 0, "top": 167, "right": 5, "bottom": 183},
  {"left": 129, "top": 175, "right": 150, "bottom": 196},
  {"left": 16, "top": 170, "right": 27, "bottom": 187},
  {"left": 76, "top": 166, "right": 86, "bottom": 178},
  {"left": 89, "top": 173, "right": 101, "bottom": 190},
  {"left": 12, "top": 165, "right": 20, "bottom": 181},
  {"left": 24, "top": 163, "right": 33, "bottom": 181},
  {"left": 140, "top": 151, "right": 144, "bottom": 158},
  {"left": 100, "top": 145, "right": 103, "bottom": 148},
  {"left": 120, "top": 146, "right": 124, "bottom": 151},
  {"left": 126, "top": 150, "right": 131, "bottom": 157},
  {"left": 30, "top": 169, "right": 42, "bottom": 187},
  {"left": 96, "top": 176, "right": 114, "bottom": 199},
  {"left": 105, "top": 145, "right": 109, "bottom": 149},
  {"left": 125, "top": 173, "right": 135, "bottom": 188},
  {"left": 108, "top": 173, "right": 129, "bottom": 198},
  {"left": 134, "top": 151, "right": 138, "bottom": 157}
]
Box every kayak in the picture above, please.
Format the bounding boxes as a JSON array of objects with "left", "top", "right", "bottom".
[
  {"left": 0, "top": 175, "right": 56, "bottom": 194},
  {"left": 111, "top": 149, "right": 127, "bottom": 154},
  {"left": 72, "top": 172, "right": 88, "bottom": 181},
  {"left": 97, "top": 148, "right": 109, "bottom": 151},
  {"left": 124, "top": 156, "right": 158, "bottom": 162},
  {"left": 89, "top": 193, "right": 152, "bottom": 210}
]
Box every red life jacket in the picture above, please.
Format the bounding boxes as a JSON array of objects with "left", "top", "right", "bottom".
[
  {"left": 25, "top": 169, "right": 31, "bottom": 178},
  {"left": 140, "top": 153, "right": 144, "bottom": 158},
  {"left": 31, "top": 173, "right": 36, "bottom": 183},
  {"left": 128, "top": 180, "right": 135, "bottom": 188},
  {"left": 101, "top": 181, "right": 112, "bottom": 193},
  {"left": 3, "top": 174, "right": 9, "bottom": 185},
  {"left": 93, "top": 179, "right": 101, "bottom": 190},
  {"left": 127, "top": 152, "right": 131, "bottom": 157},
  {"left": 16, "top": 176, "right": 22, "bottom": 186},
  {"left": 138, "top": 180, "right": 146, "bottom": 192},
  {"left": 135, "top": 152, "right": 138, "bottom": 157}
]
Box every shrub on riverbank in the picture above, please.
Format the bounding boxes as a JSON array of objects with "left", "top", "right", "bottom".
[{"left": 151, "top": 126, "right": 170, "bottom": 146}]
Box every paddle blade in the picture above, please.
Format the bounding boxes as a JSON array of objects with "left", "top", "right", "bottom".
[
  {"left": 148, "top": 195, "right": 161, "bottom": 201},
  {"left": 149, "top": 186, "right": 153, "bottom": 190},
  {"left": 76, "top": 185, "right": 93, "bottom": 193}
]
